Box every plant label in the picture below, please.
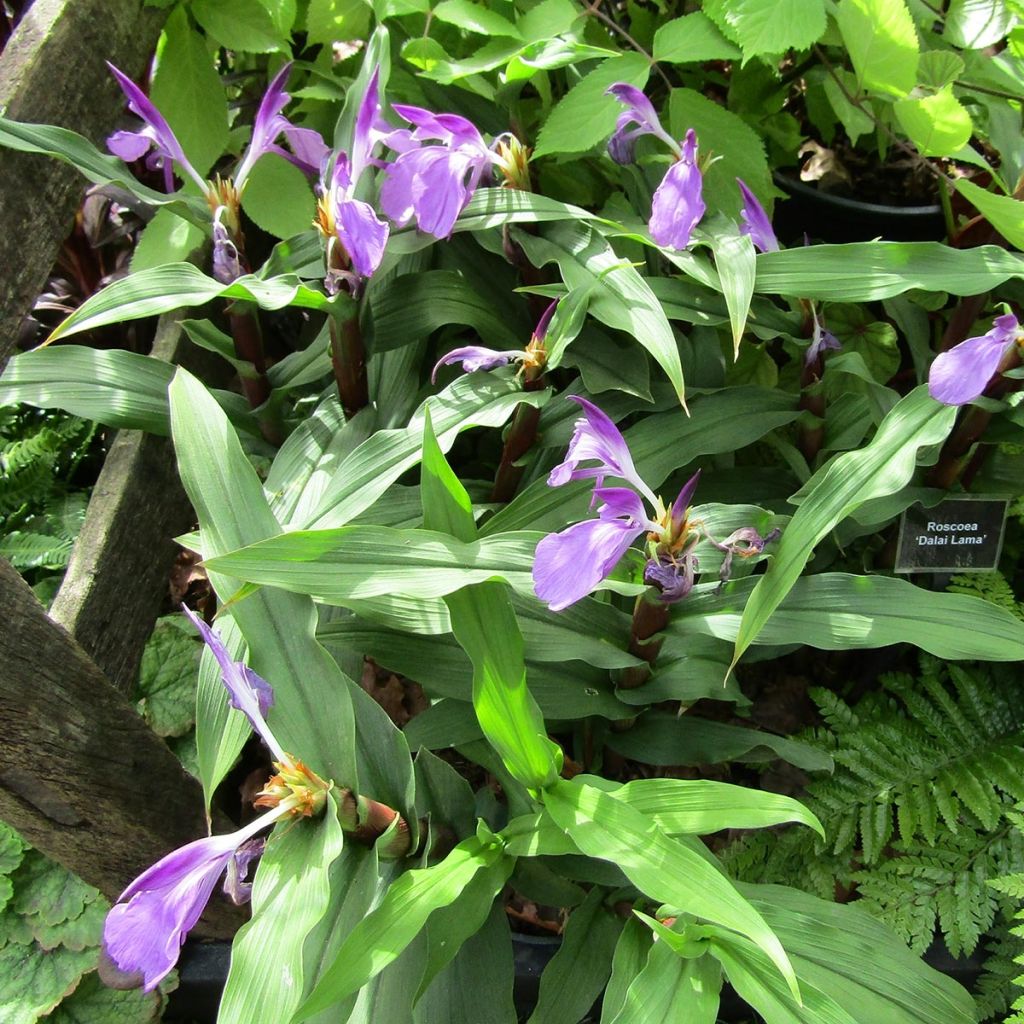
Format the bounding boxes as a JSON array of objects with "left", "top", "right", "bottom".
[{"left": 895, "top": 497, "right": 1008, "bottom": 573}]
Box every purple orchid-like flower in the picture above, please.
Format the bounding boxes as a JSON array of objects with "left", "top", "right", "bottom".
[
  {"left": 929, "top": 312, "right": 1022, "bottom": 406},
  {"left": 380, "top": 106, "right": 500, "bottom": 239},
  {"left": 533, "top": 400, "right": 778, "bottom": 610},
  {"left": 737, "top": 178, "right": 779, "bottom": 254},
  {"left": 101, "top": 611, "right": 329, "bottom": 992},
  {"left": 101, "top": 805, "right": 292, "bottom": 993},
  {"left": 106, "top": 63, "right": 208, "bottom": 194},
  {"left": 606, "top": 84, "right": 706, "bottom": 250},
  {"left": 315, "top": 67, "right": 391, "bottom": 284},
  {"left": 806, "top": 306, "right": 842, "bottom": 368},
  {"left": 431, "top": 300, "right": 557, "bottom": 383}
]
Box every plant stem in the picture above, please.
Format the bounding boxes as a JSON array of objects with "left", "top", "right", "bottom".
[
  {"left": 227, "top": 302, "right": 270, "bottom": 410},
  {"left": 491, "top": 377, "right": 544, "bottom": 503},
  {"left": 329, "top": 311, "right": 369, "bottom": 418},
  {"left": 619, "top": 595, "right": 669, "bottom": 689},
  {"left": 583, "top": 0, "right": 674, "bottom": 91}
]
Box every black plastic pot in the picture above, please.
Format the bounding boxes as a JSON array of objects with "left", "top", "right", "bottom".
[{"left": 772, "top": 171, "right": 945, "bottom": 245}]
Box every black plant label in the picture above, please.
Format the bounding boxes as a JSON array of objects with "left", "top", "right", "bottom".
[{"left": 895, "top": 497, "right": 1008, "bottom": 573}]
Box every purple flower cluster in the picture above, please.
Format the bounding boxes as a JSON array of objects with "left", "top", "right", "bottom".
[
  {"left": 101, "top": 609, "right": 328, "bottom": 993},
  {"left": 108, "top": 61, "right": 508, "bottom": 289},
  {"left": 532, "top": 398, "right": 778, "bottom": 611},
  {"left": 929, "top": 312, "right": 1022, "bottom": 406}
]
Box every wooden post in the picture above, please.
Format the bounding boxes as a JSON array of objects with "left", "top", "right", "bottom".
[
  {"left": 0, "top": 558, "right": 243, "bottom": 935},
  {"left": 0, "top": 0, "right": 165, "bottom": 367}
]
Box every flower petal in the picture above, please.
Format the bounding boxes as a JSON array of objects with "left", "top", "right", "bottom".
[
  {"left": 650, "top": 150, "right": 705, "bottom": 250},
  {"left": 533, "top": 517, "right": 643, "bottom": 611},
  {"left": 670, "top": 469, "right": 701, "bottom": 530},
  {"left": 928, "top": 318, "right": 1019, "bottom": 406},
  {"left": 380, "top": 147, "right": 476, "bottom": 239},
  {"left": 594, "top": 485, "right": 656, "bottom": 529},
  {"left": 547, "top": 396, "right": 653, "bottom": 502},
  {"left": 180, "top": 608, "right": 287, "bottom": 764},
  {"left": 737, "top": 178, "right": 779, "bottom": 254},
  {"left": 431, "top": 346, "right": 521, "bottom": 383},
  {"left": 335, "top": 196, "right": 389, "bottom": 279},
  {"left": 605, "top": 83, "right": 679, "bottom": 162}
]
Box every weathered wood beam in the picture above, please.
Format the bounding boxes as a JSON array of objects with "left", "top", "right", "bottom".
[
  {"left": 0, "top": 0, "right": 165, "bottom": 367},
  {"left": 0, "top": 558, "right": 243, "bottom": 935}
]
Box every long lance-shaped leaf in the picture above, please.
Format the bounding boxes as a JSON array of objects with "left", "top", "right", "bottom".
[
  {"left": 755, "top": 242, "right": 1024, "bottom": 301},
  {"left": 543, "top": 778, "right": 800, "bottom": 1003},
  {"left": 607, "top": 778, "right": 824, "bottom": 838},
  {"left": 47, "top": 264, "right": 351, "bottom": 343},
  {"left": 303, "top": 370, "right": 550, "bottom": 530},
  {"left": 168, "top": 369, "right": 359, "bottom": 798},
  {"left": 705, "top": 220, "right": 756, "bottom": 358},
  {"left": 730, "top": 386, "right": 956, "bottom": 672},
  {"left": 675, "top": 571, "right": 1024, "bottom": 662},
  {"left": 0, "top": 347, "right": 256, "bottom": 437},
  {"left": 203, "top": 527, "right": 540, "bottom": 603},
  {"left": 420, "top": 410, "right": 561, "bottom": 790},
  {"left": 218, "top": 805, "right": 345, "bottom": 1024},
  {"left": 0, "top": 116, "right": 208, "bottom": 224},
  {"left": 512, "top": 221, "right": 687, "bottom": 406},
  {"left": 607, "top": 944, "right": 721, "bottom": 1024},
  {"left": 292, "top": 835, "right": 510, "bottom": 1021}
]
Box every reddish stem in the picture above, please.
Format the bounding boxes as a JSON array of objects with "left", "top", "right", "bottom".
[{"left": 329, "top": 312, "right": 369, "bottom": 418}]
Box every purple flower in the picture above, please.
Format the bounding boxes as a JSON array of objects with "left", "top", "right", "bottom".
[
  {"left": 106, "top": 63, "right": 207, "bottom": 194},
  {"left": 929, "top": 313, "right": 1022, "bottom": 406},
  {"left": 431, "top": 300, "right": 557, "bottom": 383},
  {"left": 533, "top": 401, "right": 779, "bottom": 609},
  {"left": 606, "top": 85, "right": 705, "bottom": 249},
  {"left": 806, "top": 307, "right": 842, "bottom": 367},
  {"left": 605, "top": 84, "right": 680, "bottom": 165},
  {"left": 547, "top": 396, "right": 657, "bottom": 503},
  {"left": 534, "top": 487, "right": 660, "bottom": 612},
  {"left": 102, "top": 806, "right": 290, "bottom": 992},
  {"left": 737, "top": 178, "right": 779, "bottom": 253},
  {"left": 707, "top": 526, "right": 782, "bottom": 587},
  {"left": 649, "top": 130, "right": 705, "bottom": 250},
  {"left": 181, "top": 607, "right": 288, "bottom": 766},
  {"left": 316, "top": 68, "right": 391, "bottom": 282},
  {"left": 380, "top": 106, "right": 499, "bottom": 239},
  {"left": 211, "top": 216, "right": 244, "bottom": 285},
  {"left": 234, "top": 63, "right": 328, "bottom": 187}
]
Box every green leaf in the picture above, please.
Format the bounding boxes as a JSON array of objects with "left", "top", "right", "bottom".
[
  {"left": 533, "top": 53, "right": 650, "bottom": 158},
  {"left": 653, "top": 12, "right": 741, "bottom": 62},
  {"left": 0, "top": 348, "right": 175, "bottom": 435},
  {"left": 895, "top": 87, "right": 974, "bottom": 157},
  {"left": 836, "top": 0, "right": 919, "bottom": 98},
  {"left": 439, "top": 187, "right": 594, "bottom": 236},
  {"left": 755, "top": 241, "right": 1024, "bottom": 300},
  {"left": 0, "top": 941, "right": 96, "bottom": 1024},
  {"left": 601, "top": 918, "right": 651, "bottom": 1024},
  {"left": 954, "top": 179, "right": 1024, "bottom": 250},
  {"left": 730, "top": 386, "right": 956, "bottom": 670},
  {"left": 944, "top": 0, "right": 1016, "bottom": 48},
  {"left": 169, "top": 369, "right": 359, "bottom": 794},
  {"left": 707, "top": 223, "right": 756, "bottom": 357},
  {"left": 203, "top": 527, "right": 539, "bottom": 602},
  {"left": 131, "top": 208, "right": 205, "bottom": 272},
  {"left": 420, "top": 411, "right": 562, "bottom": 790},
  {"left": 826, "top": 303, "right": 899, "bottom": 382},
  {"left": 741, "top": 883, "right": 978, "bottom": 1023},
  {"left": 369, "top": 270, "right": 521, "bottom": 354},
  {"left": 543, "top": 779, "right": 800, "bottom": 1002},
  {"left": 677, "top": 571, "right": 1024, "bottom": 661},
  {"left": 293, "top": 836, "right": 508, "bottom": 1020},
  {"left": 0, "top": 117, "right": 207, "bottom": 225},
  {"left": 608, "top": 945, "right": 721, "bottom": 1024},
  {"left": 822, "top": 69, "right": 875, "bottom": 144},
  {"left": 12, "top": 852, "right": 95, "bottom": 927},
  {"left": 513, "top": 222, "right": 685, "bottom": 404},
  {"left": 301, "top": 371, "right": 548, "bottom": 530},
  {"left": 506, "top": 38, "right": 619, "bottom": 81},
  {"left": 46, "top": 264, "right": 342, "bottom": 343},
  {"left": 604, "top": 712, "right": 833, "bottom": 772},
  {"left": 151, "top": 6, "right": 228, "bottom": 176},
  {"left": 433, "top": 0, "right": 521, "bottom": 37},
  {"left": 611, "top": 778, "right": 824, "bottom": 838},
  {"left": 306, "top": 0, "right": 371, "bottom": 46},
  {"left": 241, "top": 154, "right": 317, "bottom": 240},
  {"left": 703, "top": 0, "right": 826, "bottom": 58},
  {"left": 45, "top": 969, "right": 168, "bottom": 1023},
  {"left": 135, "top": 617, "right": 199, "bottom": 737},
  {"left": 219, "top": 812, "right": 344, "bottom": 1024},
  {"left": 917, "top": 51, "right": 965, "bottom": 90},
  {"left": 668, "top": 89, "right": 772, "bottom": 220},
  {"left": 191, "top": 0, "right": 286, "bottom": 51},
  {"left": 527, "top": 888, "right": 623, "bottom": 1024}
]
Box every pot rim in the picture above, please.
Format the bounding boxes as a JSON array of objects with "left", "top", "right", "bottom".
[{"left": 773, "top": 170, "right": 943, "bottom": 219}]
